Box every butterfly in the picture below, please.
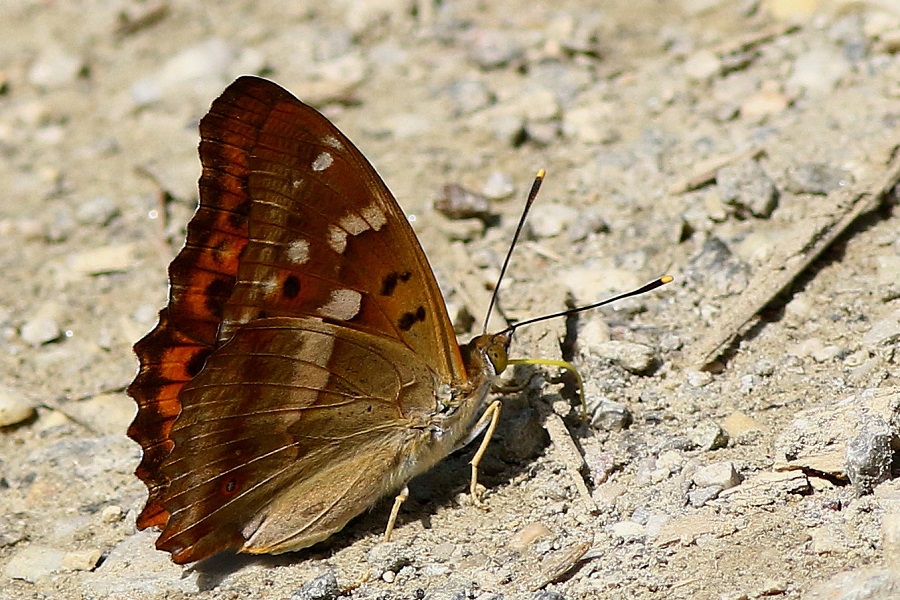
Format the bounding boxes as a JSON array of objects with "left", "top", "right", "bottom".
[{"left": 127, "top": 76, "right": 515, "bottom": 564}]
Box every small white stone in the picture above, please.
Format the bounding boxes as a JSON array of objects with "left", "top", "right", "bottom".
[
  {"left": 61, "top": 549, "right": 102, "bottom": 572},
  {"left": 20, "top": 316, "right": 61, "bottom": 346},
  {"left": 481, "top": 171, "right": 515, "bottom": 200},
  {"left": 27, "top": 47, "right": 83, "bottom": 89},
  {"left": 0, "top": 386, "right": 35, "bottom": 427},
  {"left": 4, "top": 546, "right": 66, "bottom": 582},
  {"left": 610, "top": 520, "right": 645, "bottom": 540},
  {"left": 683, "top": 49, "right": 721, "bottom": 81},
  {"left": 686, "top": 370, "right": 713, "bottom": 388},
  {"left": 101, "top": 505, "right": 124, "bottom": 523},
  {"left": 692, "top": 461, "right": 741, "bottom": 489}
]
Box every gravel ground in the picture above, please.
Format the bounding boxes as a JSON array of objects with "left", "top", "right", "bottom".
[{"left": 1, "top": 1, "right": 899, "bottom": 599}]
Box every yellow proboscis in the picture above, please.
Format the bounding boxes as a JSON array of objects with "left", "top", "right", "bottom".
[{"left": 507, "top": 358, "right": 587, "bottom": 418}]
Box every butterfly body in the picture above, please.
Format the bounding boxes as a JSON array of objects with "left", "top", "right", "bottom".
[{"left": 127, "top": 76, "right": 511, "bottom": 564}]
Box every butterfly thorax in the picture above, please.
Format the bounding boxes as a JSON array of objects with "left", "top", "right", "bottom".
[{"left": 430, "top": 332, "right": 509, "bottom": 434}]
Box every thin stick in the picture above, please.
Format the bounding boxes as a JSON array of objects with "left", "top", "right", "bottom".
[{"left": 688, "top": 145, "right": 900, "bottom": 367}]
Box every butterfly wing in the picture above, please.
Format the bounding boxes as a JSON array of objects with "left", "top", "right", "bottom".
[
  {"left": 154, "top": 317, "right": 450, "bottom": 564},
  {"left": 127, "top": 77, "right": 471, "bottom": 558}
]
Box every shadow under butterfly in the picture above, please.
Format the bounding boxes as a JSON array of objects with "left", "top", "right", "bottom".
[{"left": 126, "top": 75, "right": 671, "bottom": 564}]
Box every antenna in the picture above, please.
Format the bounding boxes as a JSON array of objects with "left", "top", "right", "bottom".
[
  {"left": 501, "top": 275, "right": 673, "bottom": 336},
  {"left": 481, "top": 170, "right": 673, "bottom": 335},
  {"left": 482, "top": 170, "right": 545, "bottom": 333}
]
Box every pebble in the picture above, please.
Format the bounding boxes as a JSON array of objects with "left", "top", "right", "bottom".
[
  {"left": 75, "top": 196, "right": 119, "bottom": 226},
  {"left": 562, "top": 102, "right": 619, "bottom": 144},
  {"left": 511, "top": 523, "right": 553, "bottom": 550},
  {"left": 773, "top": 388, "right": 899, "bottom": 485},
  {"left": 433, "top": 184, "right": 492, "bottom": 221},
  {"left": 67, "top": 244, "right": 137, "bottom": 276},
  {"left": 787, "top": 47, "right": 850, "bottom": 96},
  {"left": 739, "top": 81, "right": 790, "bottom": 121},
  {"left": 528, "top": 203, "right": 578, "bottom": 238},
  {"left": 4, "top": 545, "right": 66, "bottom": 582},
  {"left": 689, "top": 419, "right": 729, "bottom": 450},
  {"left": 61, "top": 548, "right": 102, "bottom": 572},
  {"left": 100, "top": 505, "right": 124, "bottom": 523},
  {"left": 586, "top": 452, "right": 616, "bottom": 486},
  {"left": 367, "top": 541, "right": 412, "bottom": 574},
  {"left": 446, "top": 78, "right": 495, "bottom": 115},
  {"left": 566, "top": 209, "right": 608, "bottom": 242},
  {"left": 466, "top": 29, "right": 525, "bottom": 69},
  {"left": 752, "top": 359, "right": 777, "bottom": 377},
  {"left": 692, "top": 461, "right": 742, "bottom": 489},
  {"left": 687, "top": 485, "right": 723, "bottom": 507},
  {"left": 784, "top": 163, "right": 853, "bottom": 195},
  {"left": 46, "top": 206, "right": 77, "bottom": 242},
  {"left": 66, "top": 393, "right": 136, "bottom": 436},
  {"left": 717, "top": 160, "right": 779, "bottom": 218},
  {"left": 609, "top": 520, "right": 645, "bottom": 540},
  {"left": 20, "top": 316, "right": 61, "bottom": 346},
  {"left": 587, "top": 341, "right": 657, "bottom": 374},
  {"left": 0, "top": 386, "right": 36, "bottom": 427},
  {"left": 481, "top": 171, "right": 515, "bottom": 200},
  {"left": 683, "top": 49, "right": 721, "bottom": 82},
  {"left": 721, "top": 411, "right": 763, "bottom": 442},
  {"left": 861, "top": 310, "right": 900, "bottom": 347},
  {"left": 590, "top": 398, "right": 633, "bottom": 431},
  {"left": 534, "top": 592, "right": 567, "bottom": 600},
  {"left": 686, "top": 370, "right": 712, "bottom": 388},
  {"left": 289, "top": 572, "right": 340, "bottom": 600},
  {"left": 524, "top": 120, "right": 559, "bottom": 146},
  {"left": 846, "top": 418, "right": 894, "bottom": 494},
  {"left": 577, "top": 319, "right": 610, "bottom": 350},
  {"left": 27, "top": 47, "right": 83, "bottom": 89},
  {"left": 435, "top": 217, "right": 484, "bottom": 242}
]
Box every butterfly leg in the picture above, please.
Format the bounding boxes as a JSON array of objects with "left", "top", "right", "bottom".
[
  {"left": 469, "top": 400, "right": 502, "bottom": 508},
  {"left": 383, "top": 485, "right": 409, "bottom": 542}
]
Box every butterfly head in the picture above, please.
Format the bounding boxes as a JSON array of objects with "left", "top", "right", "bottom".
[{"left": 461, "top": 332, "right": 510, "bottom": 378}]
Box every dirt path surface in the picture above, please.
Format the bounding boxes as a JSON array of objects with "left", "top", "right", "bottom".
[{"left": 2, "top": 1, "right": 899, "bottom": 599}]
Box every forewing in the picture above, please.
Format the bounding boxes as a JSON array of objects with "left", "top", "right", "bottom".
[{"left": 127, "top": 76, "right": 466, "bottom": 532}]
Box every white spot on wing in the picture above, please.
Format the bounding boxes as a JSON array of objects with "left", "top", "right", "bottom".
[
  {"left": 361, "top": 202, "right": 387, "bottom": 231},
  {"left": 327, "top": 225, "right": 347, "bottom": 253},
  {"left": 322, "top": 135, "right": 343, "bottom": 149},
  {"left": 317, "top": 289, "right": 362, "bottom": 321},
  {"left": 258, "top": 277, "right": 278, "bottom": 294},
  {"left": 312, "top": 152, "right": 333, "bottom": 172},
  {"left": 287, "top": 239, "right": 310, "bottom": 264},
  {"left": 339, "top": 213, "right": 369, "bottom": 236}
]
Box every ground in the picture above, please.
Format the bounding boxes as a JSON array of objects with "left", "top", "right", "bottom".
[{"left": 1, "top": 1, "right": 899, "bottom": 599}]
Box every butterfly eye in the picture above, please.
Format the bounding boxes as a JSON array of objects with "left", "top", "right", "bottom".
[{"left": 487, "top": 344, "right": 508, "bottom": 374}]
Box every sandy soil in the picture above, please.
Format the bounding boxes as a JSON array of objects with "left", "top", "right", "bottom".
[{"left": 1, "top": 1, "right": 899, "bottom": 599}]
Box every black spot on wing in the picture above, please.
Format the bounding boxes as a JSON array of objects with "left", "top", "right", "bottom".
[
  {"left": 228, "top": 199, "right": 252, "bottom": 229},
  {"left": 398, "top": 305, "right": 427, "bottom": 331},
  {"left": 204, "top": 277, "right": 233, "bottom": 319},
  {"left": 283, "top": 274, "right": 301, "bottom": 299},
  {"left": 380, "top": 270, "right": 412, "bottom": 296}
]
